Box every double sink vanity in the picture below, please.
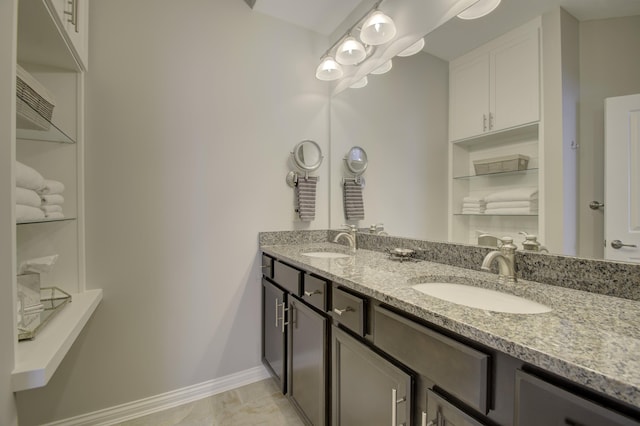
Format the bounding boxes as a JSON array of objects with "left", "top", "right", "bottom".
[{"left": 259, "top": 230, "right": 640, "bottom": 425}]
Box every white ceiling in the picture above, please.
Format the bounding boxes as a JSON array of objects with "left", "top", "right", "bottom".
[{"left": 249, "top": 0, "right": 640, "bottom": 60}]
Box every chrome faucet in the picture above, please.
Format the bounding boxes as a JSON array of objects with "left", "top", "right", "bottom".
[
  {"left": 481, "top": 237, "right": 517, "bottom": 284},
  {"left": 333, "top": 224, "right": 357, "bottom": 252}
]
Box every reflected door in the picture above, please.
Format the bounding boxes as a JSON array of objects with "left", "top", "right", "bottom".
[{"left": 604, "top": 93, "right": 640, "bottom": 263}]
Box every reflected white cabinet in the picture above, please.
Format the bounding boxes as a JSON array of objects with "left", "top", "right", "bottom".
[
  {"left": 449, "top": 18, "right": 540, "bottom": 142},
  {"left": 45, "top": 0, "right": 89, "bottom": 70}
]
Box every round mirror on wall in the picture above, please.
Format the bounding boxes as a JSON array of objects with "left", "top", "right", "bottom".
[
  {"left": 345, "top": 146, "right": 368, "bottom": 176},
  {"left": 292, "top": 140, "right": 323, "bottom": 172}
]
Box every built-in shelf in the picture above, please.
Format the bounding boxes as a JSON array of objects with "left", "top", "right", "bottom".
[
  {"left": 451, "top": 122, "right": 539, "bottom": 149},
  {"left": 16, "top": 99, "right": 76, "bottom": 144},
  {"left": 17, "top": 217, "right": 76, "bottom": 226},
  {"left": 453, "top": 168, "right": 538, "bottom": 180},
  {"left": 12, "top": 289, "right": 103, "bottom": 392},
  {"left": 454, "top": 213, "right": 538, "bottom": 217}
]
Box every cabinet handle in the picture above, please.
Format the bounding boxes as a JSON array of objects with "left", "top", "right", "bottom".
[
  {"left": 275, "top": 298, "right": 288, "bottom": 333},
  {"left": 333, "top": 306, "right": 353, "bottom": 316},
  {"left": 489, "top": 112, "right": 494, "bottom": 130},
  {"left": 483, "top": 114, "right": 487, "bottom": 132},
  {"left": 391, "top": 388, "right": 406, "bottom": 426},
  {"left": 421, "top": 412, "right": 436, "bottom": 426},
  {"left": 304, "top": 290, "right": 320, "bottom": 297},
  {"left": 64, "top": 0, "right": 79, "bottom": 33},
  {"left": 274, "top": 298, "right": 279, "bottom": 327}
]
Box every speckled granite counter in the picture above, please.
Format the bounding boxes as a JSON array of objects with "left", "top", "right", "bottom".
[{"left": 260, "top": 242, "right": 640, "bottom": 410}]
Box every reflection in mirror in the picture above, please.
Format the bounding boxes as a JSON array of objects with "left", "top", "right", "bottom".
[
  {"left": 330, "top": 0, "right": 640, "bottom": 260},
  {"left": 292, "top": 140, "right": 323, "bottom": 172},
  {"left": 345, "top": 146, "right": 368, "bottom": 176}
]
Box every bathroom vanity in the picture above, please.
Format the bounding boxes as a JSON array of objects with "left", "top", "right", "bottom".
[{"left": 260, "top": 233, "right": 640, "bottom": 425}]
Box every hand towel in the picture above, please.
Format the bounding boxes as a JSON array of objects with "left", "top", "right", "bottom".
[
  {"left": 484, "top": 207, "right": 538, "bottom": 215},
  {"left": 37, "top": 179, "right": 65, "bottom": 195},
  {"left": 343, "top": 179, "right": 365, "bottom": 220},
  {"left": 295, "top": 176, "right": 317, "bottom": 221},
  {"left": 16, "top": 161, "right": 44, "bottom": 191},
  {"left": 16, "top": 187, "right": 41, "bottom": 207},
  {"left": 486, "top": 200, "right": 537, "bottom": 209},
  {"left": 485, "top": 187, "right": 538, "bottom": 202},
  {"left": 16, "top": 204, "right": 45, "bottom": 222},
  {"left": 40, "top": 194, "right": 64, "bottom": 205}
]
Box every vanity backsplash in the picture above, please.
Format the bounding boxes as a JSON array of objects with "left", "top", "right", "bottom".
[{"left": 259, "top": 230, "right": 640, "bottom": 301}]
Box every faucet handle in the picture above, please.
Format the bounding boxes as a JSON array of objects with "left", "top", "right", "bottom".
[
  {"left": 499, "top": 237, "right": 517, "bottom": 252},
  {"left": 341, "top": 224, "right": 357, "bottom": 232}
]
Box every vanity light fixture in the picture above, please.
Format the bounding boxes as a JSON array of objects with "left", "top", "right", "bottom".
[
  {"left": 457, "top": 0, "right": 501, "bottom": 20},
  {"left": 336, "top": 36, "right": 367, "bottom": 65},
  {"left": 397, "top": 38, "right": 425, "bottom": 57},
  {"left": 360, "top": 10, "right": 397, "bottom": 46},
  {"left": 350, "top": 76, "right": 368, "bottom": 89},
  {"left": 370, "top": 59, "right": 392, "bottom": 75},
  {"left": 315, "top": 56, "right": 343, "bottom": 81}
]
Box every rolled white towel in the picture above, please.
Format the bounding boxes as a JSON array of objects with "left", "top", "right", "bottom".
[
  {"left": 16, "top": 204, "right": 45, "bottom": 222},
  {"left": 16, "top": 187, "right": 41, "bottom": 207},
  {"left": 16, "top": 161, "right": 44, "bottom": 191},
  {"left": 485, "top": 187, "right": 538, "bottom": 202},
  {"left": 40, "top": 194, "right": 64, "bottom": 205},
  {"left": 38, "top": 179, "right": 65, "bottom": 195}
]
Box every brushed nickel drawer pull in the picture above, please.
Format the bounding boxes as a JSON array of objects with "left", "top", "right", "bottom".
[
  {"left": 333, "top": 306, "right": 354, "bottom": 316},
  {"left": 304, "top": 290, "right": 320, "bottom": 297}
]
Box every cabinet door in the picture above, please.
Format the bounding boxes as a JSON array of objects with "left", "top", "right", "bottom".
[
  {"left": 289, "top": 298, "right": 328, "bottom": 426},
  {"left": 515, "top": 370, "right": 640, "bottom": 426},
  {"left": 262, "top": 278, "right": 287, "bottom": 393},
  {"left": 45, "top": 0, "right": 89, "bottom": 70},
  {"left": 424, "top": 389, "right": 487, "bottom": 426},
  {"left": 449, "top": 54, "right": 490, "bottom": 141},
  {"left": 332, "top": 326, "right": 412, "bottom": 426},
  {"left": 490, "top": 30, "right": 539, "bottom": 132}
]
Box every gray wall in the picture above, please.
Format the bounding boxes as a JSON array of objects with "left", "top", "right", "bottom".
[
  {"left": 330, "top": 52, "right": 450, "bottom": 239},
  {"left": 578, "top": 15, "right": 640, "bottom": 258},
  {"left": 14, "top": 0, "right": 329, "bottom": 423}
]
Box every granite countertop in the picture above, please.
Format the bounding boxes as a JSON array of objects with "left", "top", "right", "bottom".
[{"left": 261, "top": 242, "right": 640, "bottom": 410}]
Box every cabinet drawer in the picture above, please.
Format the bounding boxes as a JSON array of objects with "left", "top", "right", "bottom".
[
  {"left": 302, "top": 274, "right": 328, "bottom": 312},
  {"left": 515, "top": 370, "right": 640, "bottom": 426},
  {"left": 273, "top": 261, "right": 301, "bottom": 295},
  {"left": 261, "top": 254, "right": 273, "bottom": 279},
  {"left": 331, "top": 287, "right": 365, "bottom": 336},
  {"left": 373, "top": 305, "right": 490, "bottom": 414}
]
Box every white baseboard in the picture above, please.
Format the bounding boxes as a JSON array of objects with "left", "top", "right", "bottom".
[{"left": 44, "top": 365, "right": 271, "bottom": 426}]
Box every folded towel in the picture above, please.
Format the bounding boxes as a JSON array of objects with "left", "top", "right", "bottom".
[
  {"left": 16, "top": 204, "right": 45, "bottom": 222},
  {"left": 37, "top": 179, "right": 65, "bottom": 195},
  {"left": 462, "top": 202, "right": 486, "bottom": 208},
  {"left": 462, "top": 208, "right": 484, "bottom": 214},
  {"left": 484, "top": 207, "right": 538, "bottom": 215},
  {"left": 486, "top": 200, "right": 538, "bottom": 209},
  {"left": 45, "top": 212, "right": 65, "bottom": 220},
  {"left": 295, "top": 176, "right": 318, "bottom": 221},
  {"left": 41, "top": 204, "right": 63, "bottom": 214},
  {"left": 40, "top": 194, "right": 64, "bottom": 205},
  {"left": 484, "top": 187, "right": 538, "bottom": 202},
  {"left": 343, "top": 179, "right": 365, "bottom": 220},
  {"left": 16, "top": 187, "right": 41, "bottom": 207},
  {"left": 16, "top": 161, "right": 44, "bottom": 191},
  {"left": 463, "top": 196, "right": 485, "bottom": 203}
]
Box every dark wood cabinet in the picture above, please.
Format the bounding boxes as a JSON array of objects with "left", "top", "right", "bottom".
[
  {"left": 262, "top": 278, "right": 287, "bottom": 393},
  {"left": 332, "top": 325, "right": 412, "bottom": 426},
  {"left": 515, "top": 370, "right": 640, "bottom": 426},
  {"left": 425, "top": 389, "right": 487, "bottom": 426},
  {"left": 288, "top": 297, "right": 329, "bottom": 426}
]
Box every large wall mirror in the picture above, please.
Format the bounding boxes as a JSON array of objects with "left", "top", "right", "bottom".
[{"left": 329, "top": 0, "right": 640, "bottom": 261}]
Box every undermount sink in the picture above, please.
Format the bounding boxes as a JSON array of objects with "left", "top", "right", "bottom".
[
  {"left": 412, "top": 283, "right": 552, "bottom": 314},
  {"left": 302, "top": 252, "right": 351, "bottom": 259}
]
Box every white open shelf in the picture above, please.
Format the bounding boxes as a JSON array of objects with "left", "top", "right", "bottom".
[{"left": 12, "top": 289, "right": 102, "bottom": 392}]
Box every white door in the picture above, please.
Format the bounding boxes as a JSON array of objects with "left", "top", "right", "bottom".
[{"left": 604, "top": 94, "right": 640, "bottom": 263}]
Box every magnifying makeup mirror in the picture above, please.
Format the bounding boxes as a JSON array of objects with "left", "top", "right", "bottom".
[
  {"left": 345, "top": 146, "right": 368, "bottom": 176},
  {"left": 292, "top": 140, "right": 323, "bottom": 172}
]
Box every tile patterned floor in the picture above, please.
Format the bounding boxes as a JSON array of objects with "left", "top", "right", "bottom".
[{"left": 113, "top": 379, "right": 305, "bottom": 426}]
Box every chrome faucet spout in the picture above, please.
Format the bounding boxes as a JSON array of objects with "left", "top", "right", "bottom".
[
  {"left": 333, "top": 225, "right": 357, "bottom": 252},
  {"left": 481, "top": 237, "right": 517, "bottom": 284}
]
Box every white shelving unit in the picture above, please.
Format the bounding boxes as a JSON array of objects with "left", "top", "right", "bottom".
[{"left": 9, "top": 0, "right": 101, "bottom": 392}]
